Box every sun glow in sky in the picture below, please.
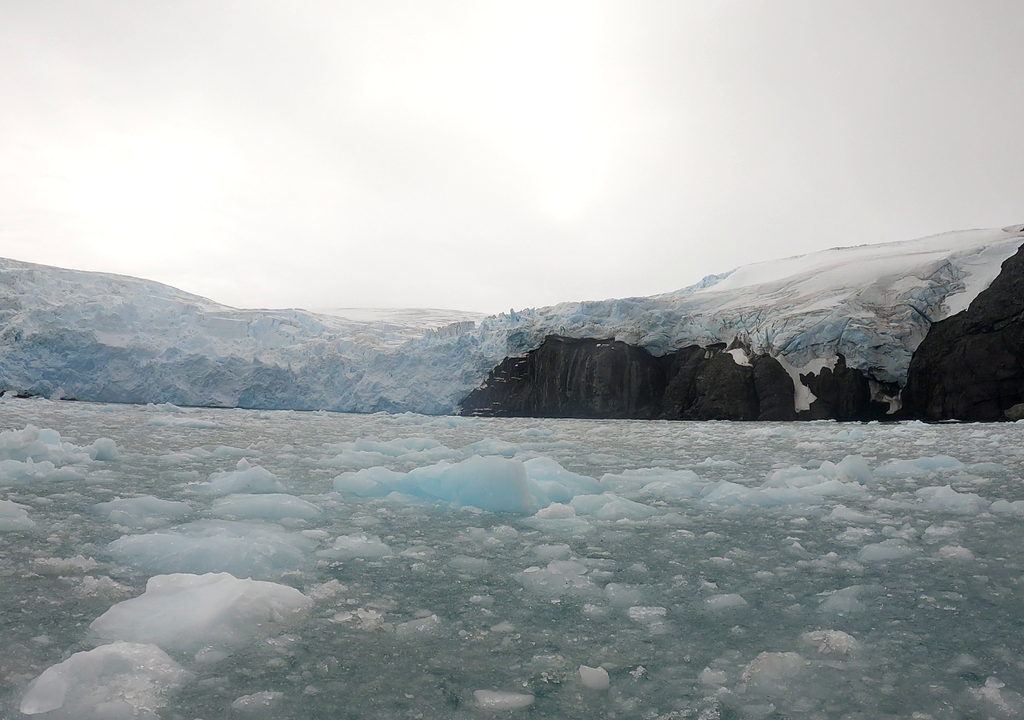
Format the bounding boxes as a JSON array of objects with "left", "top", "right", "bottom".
[{"left": 1, "top": 1, "right": 1023, "bottom": 312}]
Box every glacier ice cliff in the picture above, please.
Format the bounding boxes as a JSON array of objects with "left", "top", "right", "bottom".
[{"left": 1, "top": 226, "right": 1022, "bottom": 414}]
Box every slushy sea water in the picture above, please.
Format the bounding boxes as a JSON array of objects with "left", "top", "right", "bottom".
[{"left": 1, "top": 396, "right": 1023, "bottom": 719}]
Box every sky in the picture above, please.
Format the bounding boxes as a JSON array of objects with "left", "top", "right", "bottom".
[{"left": 1, "top": 1, "right": 1023, "bottom": 314}]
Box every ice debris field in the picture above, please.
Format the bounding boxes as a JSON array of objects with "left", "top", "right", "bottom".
[{"left": 1, "top": 397, "right": 1024, "bottom": 718}]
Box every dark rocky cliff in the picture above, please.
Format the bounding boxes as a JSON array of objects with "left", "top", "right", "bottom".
[
  {"left": 903, "top": 241, "right": 1024, "bottom": 421},
  {"left": 457, "top": 336, "right": 669, "bottom": 418},
  {"left": 460, "top": 336, "right": 890, "bottom": 421},
  {"left": 660, "top": 342, "right": 796, "bottom": 421},
  {"left": 799, "top": 355, "right": 893, "bottom": 421}
]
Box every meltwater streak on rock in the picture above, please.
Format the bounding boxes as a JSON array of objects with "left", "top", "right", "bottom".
[{"left": 903, "top": 237, "right": 1024, "bottom": 420}]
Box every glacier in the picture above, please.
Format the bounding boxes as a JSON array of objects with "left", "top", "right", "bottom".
[{"left": 1, "top": 225, "right": 1022, "bottom": 413}]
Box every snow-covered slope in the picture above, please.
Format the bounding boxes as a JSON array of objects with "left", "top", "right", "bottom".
[{"left": 1, "top": 226, "right": 1021, "bottom": 413}]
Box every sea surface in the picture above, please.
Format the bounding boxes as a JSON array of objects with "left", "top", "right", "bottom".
[{"left": 1, "top": 397, "right": 1023, "bottom": 719}]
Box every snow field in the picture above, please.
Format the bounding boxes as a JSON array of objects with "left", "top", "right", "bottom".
[{"left": 1, "top": 398, "right": 1024, "bottom": 717}]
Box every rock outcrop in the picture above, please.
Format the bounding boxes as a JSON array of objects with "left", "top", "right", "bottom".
[
  {"left": 903, "top": 241, "right": 1024, "bottom": 421},
  {"left": 660, "top": 342, "right": 796, "bottom": 421},
  {"left": 460, "top": 336, "right": 889, "bottom": 421},
  {"left": 457, "top": 336, "right": 668, "bottom": 419},
  {"left": 798, "top": 355, "right": 891, "bottom": 421}
]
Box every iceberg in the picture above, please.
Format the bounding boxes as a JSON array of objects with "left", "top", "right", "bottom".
[{"left": 89, "top": 572, "right": 313, "bottom": 653}]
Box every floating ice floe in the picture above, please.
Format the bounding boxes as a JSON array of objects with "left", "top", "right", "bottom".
[
  {"left": 704, "top": 594, "right": 749, "bottom": 612},
  {"left": 317, "top": 532, "right": 393, "bottom": 560},
  {"left": 0, "top": 424, "right": 119, "bottom": 483},
  {"left": 990, "top": 499, "right": 1024, "bottom": 515},
  {"left": 474, "top": 690, "right": 535, "bottom": 710},
  {"left": 523, "top": 456, "right": 600, "bottom": 503},
  {"left": 516, "top": 559, "right": 597, "bottom": 598},
  {"left": 858, "top": 539, "right": 918, "bottom": 562},
  {"left": 394, "top": 613, "right": 442, "bottom": 637},
  {"left": 0, "top": 498, "right": 34, "bottom": 531},
  {"left": 93, "top": 496, "right": 192, "bottom": 528},
  {"left": 20, "top": 641, "right": 190, "bottom": 719},
  {"left": 914, "top": 485, "right": 990, "bottom": 514},
  {"left": 818, "top": 585, "right": 876, "bottom": 614},
  {"left": 741, "top": 652, "right": 807, "bottom": 695},
  {"left": 107, "top": 520, "right": 315, "bottom": 577},
  {"left": 320, "top": 437, "right": 460, "bottom": 470},
  {"left": 604, "top": 582, "right": 644, "bottom": 607},
  {"left": 231, "top": 691, "right": 284, "bottom": 712},
  {"left": 90, "top": 572, "right": 313, "bottom": 654},
  {"left": 197, "top": 459, "right": 287, "bottom": 496},
  {"left": 579, "top": 664, "right": 610, "bottom": 690},
  {"left": 210, "top": 493, "right": 322, "bottom": 521},
  {"left": 873, "top": 455, "right": 964, "bottom": 479},
  {"left": 33, "top": 555, "right": 99, "bottom": 576},
  {"left": 701, "top": 481, "right": 826, "bottom": 507},
  {"left": 570, "top": 492, "right": 660, "bottom": 520},
  {"left": 969, "top": 677, "right": 1024, "bottom": 716},
  {"left": 534, "top": 502, "right": 576, "bottom": 519},
  {"left": 800, "top": 629, "right": 861, "bottom": 655},
  {"left": 147, "top": 414, "right": 218, "bottom": 428},
  {"left": 335, "top": 455, "right": 538, "bottom": 513},
  {"left": 827, "top": 504, "right": 875, "bottom": 523}
]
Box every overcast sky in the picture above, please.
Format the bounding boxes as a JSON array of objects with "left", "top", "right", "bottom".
[{"left": 1, "top": 1, "right": 1022, "bottom": 313}]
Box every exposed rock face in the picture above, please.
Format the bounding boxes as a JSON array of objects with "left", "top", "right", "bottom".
[
  {"left": 798, "top": 355, "right": 889, "bottom": 421},
  {"left": 461, "top": 336, "right": 821, "bottom": 421},
  {"left": 660, "top": 343, "right": 796, "bottom": 421},
  {"left": 457, "top": 336, "right": 668, "bottom": 418},
  {"left": 903, "top": 241, "right": 1024, "bottom": 421},
  {"left": 752, "top": 355, "right": 799, "bottom": 421}
]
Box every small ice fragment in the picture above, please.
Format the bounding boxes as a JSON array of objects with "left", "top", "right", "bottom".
[
  {"left": 858, "top": 539, "right": 916, "bottom": 562},
  {"left": 578, "top": 664, "right": 610, "bottom": 690},
  {"left": 699, "top": 667, "right": 728, "bottom": 686},
  {"left": 473, "top": 690, "right": 535, "bottom": 710},
  {"left": 938, "top": 545, "right": 974, "bottom": 559},
  {"left": 827, "top": 505, "right": 874, "bottom": 524},
  {"left": 231, "top": 690, "right": 284, "bottom": 711},
  {"left": 198, "top": 460, "right": 287, "bottom": 496},
  {"left": 395, "top": 614, "right": 441, "bottom": 637},
  {"left": 536, "top": 503, "right": 575, "bottom": 519},
  {"left": 0, "top": 498, "right": 35, "bottom": 531},
  {"left": 741, "top": 652, "right": 807, "bottom": 692},
  {"left": 88, "top": 438, "right": 120, "bottom": 461},
  {"left": 94, "top": 496, "right": 192, "bottom": 528},
  {"left": 317, "top": 532, "right": 393, "bottom": 560},
  {"left": 533, "top": 543, "right": 571, "bottom": 560},
  {"left": 800, "top": 629, "right": 861, "bottom": 655},
  {"left": 449, "top": 555, "right": 489, "bottom": 572},
  {"left": 211, "top": 493, "right": 321, "bottom": 521},
  {"left": 704, "top": 594, "right": 748, "bottom": 611},
  {"left": 627, "top": 606, "right": 667, "bottom": 622},
  {"left": 604, "top": 583, "right": 643, "bottom": 607},
  {"left": 33, "top": 555, "right": 99, "bottom": 576}
]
